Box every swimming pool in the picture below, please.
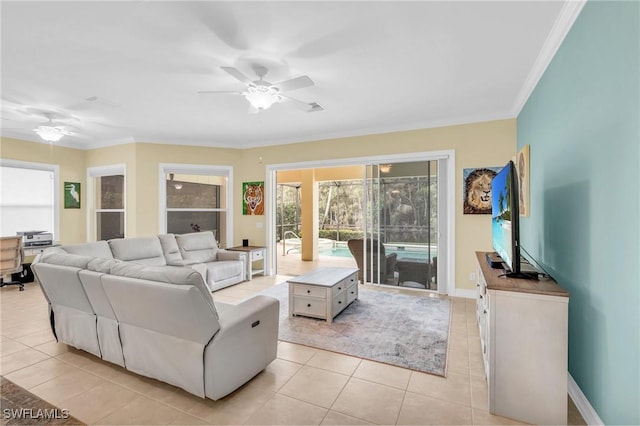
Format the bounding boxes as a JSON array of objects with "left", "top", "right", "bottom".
[
  {"left": 283, "top": 240, "right": 436, "bottom": 261},
  {"left": 321, "top": 242, "right": 437, "bottom": 261}
]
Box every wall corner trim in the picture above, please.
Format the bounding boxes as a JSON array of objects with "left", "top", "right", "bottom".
[
  {"left": 511, "top": 0, "right": 586, "bottom": 117},
  {"left": 568, "top": 372, "right": 604, "bottom": 426}
]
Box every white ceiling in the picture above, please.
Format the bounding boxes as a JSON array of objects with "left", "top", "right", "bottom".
[{"left": 0, "top": 1, "right": 582, "bottom": 150}]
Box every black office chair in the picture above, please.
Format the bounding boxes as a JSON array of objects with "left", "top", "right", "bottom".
[{"left": 0, "top": 236, "right": 25, "bottom": 291}]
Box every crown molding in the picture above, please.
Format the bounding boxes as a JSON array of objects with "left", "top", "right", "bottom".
[{"left": 511, "top": 0, "right": 586, "bottom": 116}]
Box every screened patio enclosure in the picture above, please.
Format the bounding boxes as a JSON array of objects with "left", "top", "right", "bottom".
[{"left": 275, "top": 160, "right": 440, "bottom": 291}]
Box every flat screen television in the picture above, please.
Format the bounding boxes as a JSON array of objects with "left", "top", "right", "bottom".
[{"left": 491, "top": 161, "right": 537, "bottom": 279}]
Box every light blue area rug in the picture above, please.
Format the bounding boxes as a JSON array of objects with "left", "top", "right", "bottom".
[{"left": 261, "top": 282, "right": 451, "bottom": 377}]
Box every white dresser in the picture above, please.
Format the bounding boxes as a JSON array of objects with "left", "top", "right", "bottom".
[
  {"left": 288, "top": 267, "right": 359, "bottom": 323},
  {"left": 475, "top": 252, "right": 569, "bottom": 425}
]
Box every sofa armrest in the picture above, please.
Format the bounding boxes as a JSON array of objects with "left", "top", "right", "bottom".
[
  {"left": 216, "top": 250, "right": 246, "bottom": 262},
  {"left": 204, "top": 295, "right": 280, "bottom": 399},
  {"left": 214, "top": 295, "right": 278, "bottom": 338}
]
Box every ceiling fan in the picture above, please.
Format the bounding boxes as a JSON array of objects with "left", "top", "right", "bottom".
[
  {"left": 199, "top": 65, "right": 324, "bottom": 114},
  {"left": 1, "top": 109, "right": 74, "bottom": 142},
  {"left": 33, "top": 113, "right": 74, "bottom": 142}
]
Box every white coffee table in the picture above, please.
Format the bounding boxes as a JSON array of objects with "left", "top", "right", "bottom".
[{"left": 288, "top": 267, "right": 359, "bottom": 323}]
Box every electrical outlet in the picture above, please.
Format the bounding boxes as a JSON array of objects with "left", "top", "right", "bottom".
[{"left": 469, "top": 272, "right": 476, "bottom": 281}]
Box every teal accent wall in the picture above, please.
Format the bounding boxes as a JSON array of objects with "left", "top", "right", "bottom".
[{"left": 517, "top": 1, "right": 639, "bottom": 424}]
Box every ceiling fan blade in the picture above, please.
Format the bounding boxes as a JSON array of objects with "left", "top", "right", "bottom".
[
  {"left": 280, "top": 95, "right": 324, "bottom": 112},
  {"left": 187, "top": 2, "right": 250, "bottom": 51},
  {"left": 221, "top": 67, "right": 254, "bottom": 85},
  {"left": 272, "top": 75, "right": 314, "bottom": 92}
]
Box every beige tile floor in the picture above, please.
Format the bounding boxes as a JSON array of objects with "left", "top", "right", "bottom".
[{"left": 1, "top": 272, "right": 586, "bottom": 425}]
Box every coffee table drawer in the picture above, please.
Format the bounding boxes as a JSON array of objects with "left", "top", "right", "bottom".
[
  {"left": 346, "top": 283, "right": 358, "bottom": 305},
  {"left": 292, "top": 296, "right": 326, "bottom": 318},
  {"left": 292, "top": 283, "right": 326, "bottom": 298},
  {"left": 332, "top": 291, "right": 347, "bottom": 314},
  {"left": 332, "top": 279, "right": 349, "bottom": 297}
]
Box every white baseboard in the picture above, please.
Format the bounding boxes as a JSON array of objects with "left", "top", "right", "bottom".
[
  {"left": 568, "top": 372, "right": 604, "bottom": 425},
  {"left": 450, "top": 288, "right": 476, "bottom": 299}
]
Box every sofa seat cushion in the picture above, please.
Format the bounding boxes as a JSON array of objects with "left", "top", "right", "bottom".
[
  {"left": 205, "top": 261, "right": 243, "bottom": 283},
  {"left": 109, "top": 237, "right": 166, "bottom": 266}
]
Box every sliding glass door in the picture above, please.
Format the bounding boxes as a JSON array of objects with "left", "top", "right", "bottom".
[{"left": 364, "top": 161, "right": 440, "bottom": 290}]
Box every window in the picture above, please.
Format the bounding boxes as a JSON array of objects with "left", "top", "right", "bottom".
[
  {"left": 87, "top": 165, "right": 125, "bottom": 241},
  {"left": 0, "top": 160, "right": 59, "bottom": 239},
  {"left": 160, "top": 164, "right": 232, "bottom": 247}
]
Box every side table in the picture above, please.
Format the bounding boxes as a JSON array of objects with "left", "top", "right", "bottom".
[{"left": 227, "top": 246, "right": 266, "bottom": 280}]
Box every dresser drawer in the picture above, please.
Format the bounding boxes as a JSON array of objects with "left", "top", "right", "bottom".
[
  {"left": 251, "top": 249, "right": 264, "bottom": 261},
  {"left": 293, "top": 296, "right": 326, "bottom": 318}
]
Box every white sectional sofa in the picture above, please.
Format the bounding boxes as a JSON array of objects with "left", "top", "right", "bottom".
[{"left": 31, "top": 232, "right": 280, "bottom": 400}]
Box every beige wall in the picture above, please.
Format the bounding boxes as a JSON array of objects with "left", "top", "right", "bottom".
[
  {"left": 0, "top": 137, "right": 86, "bottom": 244},
  {"left": 1, "top": 118, "right": 515, "bottom": 290}
]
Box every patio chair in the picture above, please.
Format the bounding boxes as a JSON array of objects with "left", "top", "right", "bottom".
[
  {"left": 396, "top": 256, "right": 437, "bottom": 290},
  {"left": 347, "top": 239, "right": 397, "bottom": 284},
  {"left": 0, "top": 236, "right": 25, "bottom": 291}
]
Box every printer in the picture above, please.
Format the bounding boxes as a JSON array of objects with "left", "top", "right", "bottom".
[{"left": 17, "top": 231, "right": 53, "bottom": 247}]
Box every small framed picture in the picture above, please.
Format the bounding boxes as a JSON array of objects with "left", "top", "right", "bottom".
[
  {"left": 516, "top": 145, "right": 530, "bottom": 217},
  {"left": 242, "top": 181, "right": 264, "bottom": 215},
  {"left": 64, "top": 182, "right": 81, "bottom": 208},
  {"left": 463, "top": 167, "right": 501, "bottom": 214}
]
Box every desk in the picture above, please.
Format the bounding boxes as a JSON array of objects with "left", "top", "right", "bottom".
[{"left": 226, "top": 246, "right": 266, "bottom": 280}]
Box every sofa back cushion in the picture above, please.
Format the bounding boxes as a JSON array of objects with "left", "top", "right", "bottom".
[
  {"left": 40, "top": 249, "right": 94, "bottom": 269},
  {"left": 109, "top": 237, "right": 166, "bottom": 266},
  {"left": 158, "top": 234, "right": 182, "bottom": 263},
  {"left": 176, "top": 231, "right": 218, "bottom": 263},
  {"left": 61, "top": 241, "right": 114, "bottom": 259},
  {"left": 109, "top": 262, "right": 216, "bottom": 316}
]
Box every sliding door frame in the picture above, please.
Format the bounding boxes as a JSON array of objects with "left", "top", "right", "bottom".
[{"left": 265, "top": 150, "right": 456, "bottom": 295}]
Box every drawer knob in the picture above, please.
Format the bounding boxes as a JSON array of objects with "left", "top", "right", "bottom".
[
  {"left": 338, "top": 286, "right": 342, "bottom": 290},
  {"left": 338, "top": 300, "right": 342, "bottom": 304},
  {"left": 484, "top": 310, "right": 487, "bottom": 314},
  {"left": 307, "top": 303, "right": 311, "bottom": 308},
  {"left": 307, "top": 290, "right": 311, "bottom": 294},
  {"left": 350, "top": 291, "right": 355, "bottom": 294}
]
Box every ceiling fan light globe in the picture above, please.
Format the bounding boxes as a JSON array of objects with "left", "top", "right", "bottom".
[
  {"left": 245, "top": 88, "right": 279, "bottom": 111},
  {"left": 34, "top": 125, "right": 66, "bottom": 142}
]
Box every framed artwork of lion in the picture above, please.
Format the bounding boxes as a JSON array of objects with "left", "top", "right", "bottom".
[
  {"left": 463, "top": 167, "right": 502, "bottom": 214},
  {"left": 242, "top": 181, "right": 264, "bottom": 215}
]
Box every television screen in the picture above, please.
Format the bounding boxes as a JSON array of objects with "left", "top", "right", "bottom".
[{"left": 491, "top": 161, "right": 519, "bottom": 273}]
